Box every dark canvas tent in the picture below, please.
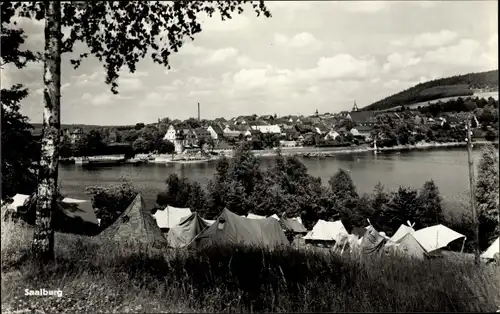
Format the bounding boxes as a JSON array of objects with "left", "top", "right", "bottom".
[
  {"left": 167, "top": 212, "right": 209, "bottom": 248},
  {"left": 361, "top": 225, "right": 387, "bottom": 255},
  {"left": 15, "top": 193, "right": 99, "bottom": 235},
  {"left": 187, "top": 208, "right": 289, "bottom": 249},
  {"left": 351, "top": 227, "right": 367, "bottom": 239},
  {"left": 280, "top": 218, "right": 307, "bottom": 234},
  {"left": 97, "top": 194, "right": 167, "bottom": 248}
]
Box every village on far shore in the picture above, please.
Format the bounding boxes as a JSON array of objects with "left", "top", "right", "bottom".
[{"left": 34, "top": 93, "right": 499, "bottom": 166}]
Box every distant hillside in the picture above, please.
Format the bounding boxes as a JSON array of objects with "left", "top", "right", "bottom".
[{"left": 362, "top": 69, "right": 499, "bottom": 111}]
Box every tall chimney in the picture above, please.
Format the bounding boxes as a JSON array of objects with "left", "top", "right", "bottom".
[{"left": 198, "top": 102, "right": 200, "bottom": 121}]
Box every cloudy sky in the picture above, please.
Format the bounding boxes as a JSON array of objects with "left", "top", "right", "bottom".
[{"left": 2, "top": 1, "right": 498, "bottom": 125}]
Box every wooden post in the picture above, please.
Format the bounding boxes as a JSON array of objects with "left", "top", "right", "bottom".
[{"left": 466, "top": 117, "right": 480, "bottom": 265}]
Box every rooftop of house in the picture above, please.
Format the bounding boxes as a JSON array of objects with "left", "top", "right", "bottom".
[
  {"left": 354, "top": 125, "right": 373, "bottom": 132},
  {"left": 348, "top": 111, "right": 379, "bottom": 124},
  {"left": 208, "top": 124, "right": 224, "bottom": 135}
]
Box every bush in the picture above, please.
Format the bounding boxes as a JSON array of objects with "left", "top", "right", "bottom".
[{"left": 85, "top": 179, "right": 138, "bottom": 230}]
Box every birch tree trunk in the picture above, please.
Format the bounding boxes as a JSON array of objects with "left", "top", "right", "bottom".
[{"left": 32, "top": 1, "right": 61, "bottom": 262}]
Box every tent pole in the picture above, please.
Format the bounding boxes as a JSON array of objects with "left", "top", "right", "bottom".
[
  {"left": 341, "top": 239, "right": 347, "bottom": 255},
  {"left": 460, "top": 237, "right": 466, "bottom": 253}
]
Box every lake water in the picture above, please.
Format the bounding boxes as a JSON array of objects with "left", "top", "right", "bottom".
[{"left": 59, "top": 147, "right": 485, "bottom": 217}]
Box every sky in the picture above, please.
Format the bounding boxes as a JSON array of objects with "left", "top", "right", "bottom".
[{"left": 2, "top": 1, "right": 498, "bottom": 125}]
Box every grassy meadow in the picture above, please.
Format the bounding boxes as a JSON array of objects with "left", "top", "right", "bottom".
[{"left": 2, "top": 219, "right": 499, "bottom": 313}]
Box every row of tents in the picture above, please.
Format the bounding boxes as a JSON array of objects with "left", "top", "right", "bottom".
[{"left": 2, "top": 193, "right": 499, "bottom": 261}]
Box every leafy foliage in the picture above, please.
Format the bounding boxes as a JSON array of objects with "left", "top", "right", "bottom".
[
  {"left": 2, "top": 1, "right": 271, "bottom": 94},
  {"left": 1, "top": 18, "right": 39, "bottom": 200},
  {"left": 475, "top": 144, "right": 499, "bottom": 250},
  {"left": 1, "top": 85, "right": 40, "bottom": 200},
  {"left": 85, "top": 180, "right": 138, "bottom": 230},
  {"left": 156, "top": 174, "right": 207, "bottom": 212}
]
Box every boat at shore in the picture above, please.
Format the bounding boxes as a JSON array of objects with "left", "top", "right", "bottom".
[
  {"left": 75, "top": 156, "right": 126, "bottom": 166},
  {"left": 165, "top": 157, "right": 215, "bottom": 164}
]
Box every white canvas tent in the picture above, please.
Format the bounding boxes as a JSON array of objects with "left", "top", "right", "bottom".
[
  {"left": 390, "top": 221, "right": 416, "bottom": 242},
  {"left": 385, "top": 233, "right": 428, "bottom": 260},
  {"left": 1, "top": 194, "right": 30, "bottom": 212},
  {"left": 292, "top": 216, "right": 303, "bottom": 225},
  {"left": 270, "top": 214, "right": 280, "bottom": 220},
  {"left": 303, "top": 220, "right": 348, "bottom": 242},
  {"left": 247, "top": 213, "right": 266, "bottom": 220},
  {"left": 153, "top": 205, "right": 192, "bottom": 230},
  {"left": 481, "top": 237, "right": 499, "bottom": 260},
  {"left": 203, "top": 219, "right": 215, "bottom": 225},
  {"left": 413, "top": 224, "right": 465, "bottom": 253}
]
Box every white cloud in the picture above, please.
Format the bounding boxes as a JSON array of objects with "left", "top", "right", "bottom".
[
  {"left": 274, "top": 32, "right": 324, "bottom": 51},
  {"left": 382, "top": 52, "right": 421, "bottom": 73},
  {"left": 139, "top": 92, "right": 178, "bottom": 107},
  {"left": 203, "top": 47, "right": 239, "bottom": 65},
  {"left": 489, "top": 33, "right": 498, "bottom": 48},
  {"left": 75, "top": 71, "right": 100, "bottom": 86},
  {"left": 424, "top": 39, "right": 481, "bottom": 65},
  {"left": 413, "top": 30, "right": 458, "bottom": 48},
  {"left": 383, "top": 79, "right": 403, "bottom": 89},
  {"left": 313, "top": 54, "right": 378, "bottom": 80},
  {"left": 232, "top": 68, "right": 270, "bottom": 90},
  {"left": 177, "top": 43, "right": 208, "bottom": 56},
  {"left": 287, "top": 32, "right": 323, "bottom": 49},
  {"left": 118, "top": 77, "right": 143, "bottom": 91},
  {"left": 389, "top": 40, "right": 406, "bottom": 47},
  {"left": 200, "top": 14, "right": 250, "bottom": 32},
  {"left": 61, "top": 83, "right": 71, "bottom": 91},
  {"left": 236, "top": 55, "right": 266, "bottom": 68},
  {"left": 81, "top": 92, "right": 131, "bottom": 106}
]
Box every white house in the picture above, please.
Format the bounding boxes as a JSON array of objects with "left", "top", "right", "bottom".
[
  {"left": 279, "top": 140, "right": 297, "bottom": 147},
  {"left": 223, "top": 126, "right": 241, "bottom": 139},
  {"left": 251, "top": 125, "right": 281, "bottom": 134},
  {"left": 324, "top": 129, "right": 340, "bottom": 140},
  {"left": 207, "top": 125, "right": 224, "bottom": 140},
  {"left": 349, "top": 128, "right": 361, "bottom": 137},
  {"left": 163, "top": 125, "right": 177, "bottom": 141}
]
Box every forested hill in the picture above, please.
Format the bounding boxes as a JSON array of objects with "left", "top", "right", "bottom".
[{"left": 362, "top": 69, "right": 499, "bottom": 111}]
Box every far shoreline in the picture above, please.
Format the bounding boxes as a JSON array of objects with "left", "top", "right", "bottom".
[
  {"left": 250, "top": 140, "right": 498, "bottom": 159},
  {"left": 60, "top": 140, "right": 498, "bottom": 165}
]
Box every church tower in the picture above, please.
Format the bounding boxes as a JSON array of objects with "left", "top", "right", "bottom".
[{"left": 352, "top": 100, "right": 359, "bottom": 112}]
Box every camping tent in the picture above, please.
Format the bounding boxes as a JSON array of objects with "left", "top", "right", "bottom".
[
  {"left": 360, "top": 225, "right": 388, "bottom": 255},
  {"left": 246, "top": 213, "right": 266, "bottom": 220},
  {"left": 481, "top": 237, "right": 499, "bottom": 260},
  {"left": 385, "top": 233, "right": 428, "bottom": 260},
  {"left": 153, "top": 205, "right": 192, "bottom": 230},
  {"left": 203, "top": 219, "right": 215, "bottom": 225},
  {"left": 10, "top": 193, "right": 99, "bottom": 235},
  {"left": 303, "top": 220, "right": 348, "bottom": 242},
  {"left": 187, "top": 208, "right": 289, "bottom": 249},
  {"left": 390, "top": 223, "right": 416, "bottom": 242},
  {"left": 167, "top": 213, "right": 210, "bottom": 248},
  {"left": 98, "top": 194, "right": 167, "bottom": 248},
  {"left": 1, "top": 194, "right": 30, "bottom": 211},
  {"left": 292, "top": 216, "right": 303, "bottom": 225},
  {"left": 1, "top": 194, "right": 30, "bottom": 220},
  {"left": 270, "top": 214, "right": 280, "bottom": 220},
  {"left": 351, "top": 227, "right": 367, "bottom": 239},
  {"left": 413, "top": 224, "right": 465, "bottom": 253},
  {"left": 280, "top": 217, "right": 307, "bottom": 234}
]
